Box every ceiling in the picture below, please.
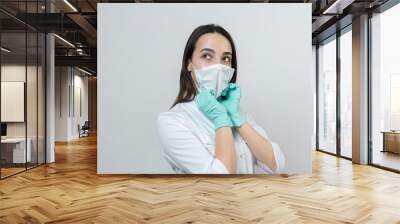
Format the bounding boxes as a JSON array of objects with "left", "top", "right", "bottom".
[{"left": 0, "top": 0, "right": 393, "bottom": 75}]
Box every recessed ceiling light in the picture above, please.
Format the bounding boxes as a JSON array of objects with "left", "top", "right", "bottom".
[
  {"left": 63, "top": 0, "right": 78, "bottom": 12},
  {"left": 1, "top": 47, "right": 11, "bottom": 53},
  {"left": 54, "top": 34, "right": 75, "bottom": 48},
  {"left": 322, "top": 0, "right": 353, "bottom": 15},
  {"left": 78, "top": 67, "right": 93, "bottom": 76}
]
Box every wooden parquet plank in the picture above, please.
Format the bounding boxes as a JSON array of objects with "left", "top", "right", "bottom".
[{"left": 0, "top": 134, "right": 399, "bottom": 223}]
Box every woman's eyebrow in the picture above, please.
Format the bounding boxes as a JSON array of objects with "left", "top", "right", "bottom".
[
  {"left": 200, "top": 48, "right": 215, "bottom": 53},
  {"left": 223, "top": 52, "right": 232, "bottom": 56}
]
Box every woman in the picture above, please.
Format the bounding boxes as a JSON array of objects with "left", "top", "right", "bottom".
[{"left": 157, "top": 24, "right": 285, "bottom": 174}]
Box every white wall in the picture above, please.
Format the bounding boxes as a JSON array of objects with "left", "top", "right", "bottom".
[
  {"left": 55, "top": 67, "right": 69, "bottom": 141},
  {"left": 55, "top": 67, "right": 89, "bottom": 141},
  {"left": 72, "top": 73, "right": 89, "bottom": 138},
  {"left": 1, "top": 65, "right": 26, "bottom": 127},
  {"left": 1, "top": 65, "right": 42, "bottom": 138},
  {"left": 98, "top": 3, "right": 313, "bottom": 174},
  {"left": 1, "top": 64, "right": 46, "bottom": 164},
  {"left": 312, "top": 45, "right": 317, "bottom": 151}
]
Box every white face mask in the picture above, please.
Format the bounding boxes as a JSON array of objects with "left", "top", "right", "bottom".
[{"left": 193, "top": 64, "right": 235, "bottom": 98}]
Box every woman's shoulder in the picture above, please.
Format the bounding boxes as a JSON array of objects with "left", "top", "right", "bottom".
[
  {"left": 170, "top": 101, "right": 195, "bottom": 112},
  {"left": 157, "top": 101, "right": 196, "bottom": 124}
]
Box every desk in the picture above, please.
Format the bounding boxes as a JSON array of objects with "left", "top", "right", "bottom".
[
  {"left": 381, "top": 131, "right": 400, "bottom": 154},
  {"left": 1, "top": 138, "right": 31, "bottom": 163}
]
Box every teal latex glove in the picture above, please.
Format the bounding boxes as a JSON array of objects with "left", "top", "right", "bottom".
[
  {"left": 196, "top": 88, "right": 232, "bottom": 130},
  {"left": 219, "top": 83, "right": 247, "bottom": 127}
]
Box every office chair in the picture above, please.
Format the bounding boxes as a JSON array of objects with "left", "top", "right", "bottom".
[{"left": 79, "top": 121, "right": 90, "bottom": 138}]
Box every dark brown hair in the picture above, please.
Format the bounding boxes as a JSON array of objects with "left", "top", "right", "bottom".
[{"left": 171, "top": 24, "right": 238, "bottom": 108}]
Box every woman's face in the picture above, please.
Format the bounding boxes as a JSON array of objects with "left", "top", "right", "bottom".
[{"left": 187, "top": 32, "right": 233, "bottom": 73}]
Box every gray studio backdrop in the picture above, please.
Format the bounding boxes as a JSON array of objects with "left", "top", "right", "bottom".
[{"left": 97, "top": 3, "right": 313, "bottom": 174}]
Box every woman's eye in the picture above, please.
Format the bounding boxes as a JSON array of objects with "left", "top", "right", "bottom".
[
  {"left": 223, "top": 56, "right": 232, "bottom": 63},
  {"left": 201, "top": 54, "right": 212, "bottom": 60}
]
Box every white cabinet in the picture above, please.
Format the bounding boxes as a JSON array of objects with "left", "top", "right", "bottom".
[{"left": 1, "top": 138, "right": 32, "bottom": 163}]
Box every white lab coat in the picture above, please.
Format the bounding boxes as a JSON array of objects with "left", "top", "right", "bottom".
[{"left": 157, "top": 100, "right": 285, "bottom": 174}]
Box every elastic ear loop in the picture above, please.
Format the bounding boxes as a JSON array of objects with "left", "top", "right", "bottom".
[{"left": 192, "top": 70, "right": 202, "bottom": 93}]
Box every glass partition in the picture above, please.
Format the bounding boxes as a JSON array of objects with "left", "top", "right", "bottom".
[
  {"left": 317, "top": 36, "right": 337, "bottom": 155},
  {"left": 0, "top": 1, "right": 46, "bottom": 179},
  {"left": 339, "top": 28, "right": 352, "bottom": 158},
  {"left": 27, "top": 30, "right": 38, "bottom": 169},
  {"left": 370, "top": 3, "right": 400, "bottom": 171},
  {"left": 0, "top": 31, "right": 28, "bottom": 177}
]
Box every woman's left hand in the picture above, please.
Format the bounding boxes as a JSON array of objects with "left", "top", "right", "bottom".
[
  {"left": 218, "top": 83, "right": 247, "bottom": 127},
  {"left": 220, "top": 83, "right": 278, "bottom": 172}
]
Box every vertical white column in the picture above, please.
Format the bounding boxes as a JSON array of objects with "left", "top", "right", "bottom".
[
  {"left": 352, "top": 14, "right": 369, "bottom": 164},
  {"left": 46, "top": 1, "right": 55, "bottom": 163}
]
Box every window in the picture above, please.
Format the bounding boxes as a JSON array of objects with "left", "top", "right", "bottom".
[
  {"left": 339, "top": 29, "right": 352, "bottom": 158},
  {"left": 318, "top": 36, "right": 337, "bottom": 154},
  {"left": 370, "top": 2, "right": 400, "bottom": 171},
  {"left": 0, "top": 1, "right": 47, "bottom": 179}
]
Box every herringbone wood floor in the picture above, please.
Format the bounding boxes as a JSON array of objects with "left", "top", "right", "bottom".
[{"left": 0, "top": 134, "right": 400, "bottom": 223}]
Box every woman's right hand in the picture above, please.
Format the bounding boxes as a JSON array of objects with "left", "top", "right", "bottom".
[
  {"left": 195, "top": 88, "right": 232, "bottom": 130},
  {"left": 219, "top": 83, "right": 246, "bottom": 127}
]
